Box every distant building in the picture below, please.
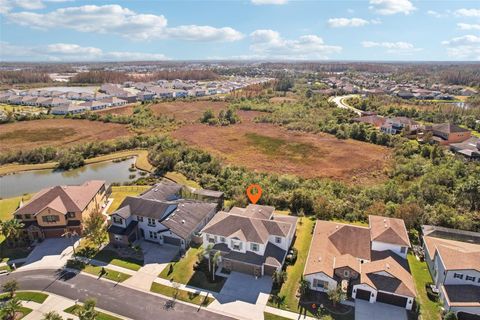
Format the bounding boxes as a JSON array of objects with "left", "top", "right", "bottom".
[
  {"left": 431, "top": 123, "right": 472, "bottom": 145},
  {"left": 353, "top": 115, "right": 386, "bottom": 128},
  {"left": 381, "top": 117, "right": 420, "bottom": 135},
  {"left": 450, "top": 137, "right": 480, "bottom": 159}
]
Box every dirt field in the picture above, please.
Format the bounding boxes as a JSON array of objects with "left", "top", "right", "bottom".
[
  {"left": 173, "top": 111, "right": 391, "bottom": 184},
  {"left": 0, "top": 119, "right": 132, "bottom": 153}
]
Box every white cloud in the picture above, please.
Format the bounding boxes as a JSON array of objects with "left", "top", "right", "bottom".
[
  {"left": 455, "top": 8, "right": 480, "bottom": 17},
  {"left": 249, "top": 29, "right": 342, "bottom": 59},
  {"left": 0, "top": 42, "right": 169, "bottom": 61},
  {"left": 369, "top": 0, "right": 416, "bottom": 15},
  {"left": 427, "top": 10, "right": 443, "bottom": 18},
  {"left": 328, "top": 18, "right": 370, "bottom": 28},
  {"left": 458, "top": 23, "right": 480, "bottom": 31},
  {"left": 441, "top": 35, "right": 480, "bottom": 60},
  {"left": 251, "top": 0, "right": 288, "bottom": 5},
  {"left": 362, "top": 41, "right": 422, "bottom": 54},
  {"left": 5, "top": 4, "right": 243, "bottom": 42}
]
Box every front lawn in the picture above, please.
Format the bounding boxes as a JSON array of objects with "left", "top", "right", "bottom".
[
  {"left": 268, "top": 217, "right": 315, "bottom": 313},
  {"left": 407, "top": 253, "right": 441, "bottom": 320},
  {"left": 64, "top": 305, "right": 123, "bottom": 320},
  {"left": 92, "top": 249, "right": 143, "bottom": 271},
  {"left": 264, "top": 312, "right": 292, "bottom": 320},
  {"left": 83, "top": 265, "right": 132, "bottom": 282},
  {"left": 0, "top": 291, "right": 49, "bottom": 304},
  {"left": 159, "top": 245, "right": 226, "bottom": 292},
  {"left": 150, "top": 282, "right": 214, "bottom": 306}
]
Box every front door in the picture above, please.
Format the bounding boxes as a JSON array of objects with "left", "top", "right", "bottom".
[{"left": 140, "top": 228, "right": 145, "bottom": 238}]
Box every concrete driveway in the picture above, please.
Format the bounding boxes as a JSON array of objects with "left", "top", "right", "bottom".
[
  {"left": 123, "top": 241, "right": 179, "bottom": 290},
  {"left": 21, "top": 237, "right": 79, "bottom": 270},
  {"left": 355, "top": 300, "right": 407, "bottom": 320},
  {"left": 208, "top": 272, "right": 273, "bottom": 320}
]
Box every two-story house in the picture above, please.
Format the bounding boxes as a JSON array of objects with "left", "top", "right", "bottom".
[
  {"left": 422, "top": 225, "right": 480, "bottom": 318},
  {"left": 431, "top": 123, "right": 472, "bottom": 145},
  {"left": 304, "top": 215, "right": 416, "bottom": 310},
  {"left": 13, "top": 180, "right": 108, "bottom": 241},
  {"left": 380, "top": 117, "right": 420, "bottom": 135},
  {"left": 200, "top": 204, "right": 297, "bottom": 277},
  {"left": 108, "top": 180, "right": 223, "bottom": 250}
]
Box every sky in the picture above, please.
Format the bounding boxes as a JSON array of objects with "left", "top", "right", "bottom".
[{"left": 0, "top": 0, "right": 479, "bottom": 62}]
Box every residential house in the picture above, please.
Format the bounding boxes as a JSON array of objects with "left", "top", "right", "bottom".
[
  {"left": 450, "top": 137, "right": 480, "bottom": 160},
  {"left": 431, "top": 123, "right": 472, "bottom": 145},
  {"left": 108, "top": 180, "right": 223, "bottom": 250},
  {"left": 353, "top": 115, "right": 386, "bottom": 128},
  {"left": 381, "top": 117, "right": 420, "bottom": 135},
  {"left": 79, "top": 100, "right": 109, "bottom": 111},
  {"left": 51, "top": 103, "right": 87, "bottom": 115},
  {"left": 304, "top": 216, "right": 416, "bottom": 310},
  {"left": 422, "top": 225, "right": 480, "bottom": 318},
  {"left": 201, "top": 205, "right": 297, "bottom": 277},
  {"left": 99, "top": 97, "right": 128, "bottom": 107},
  {"left": 13, "top": 180, "right": 108, "bottom": 241}
]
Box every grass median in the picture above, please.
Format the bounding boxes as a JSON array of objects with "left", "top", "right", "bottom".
[{"left": 150, "top": 282, "right": 214, "bottom": 306}]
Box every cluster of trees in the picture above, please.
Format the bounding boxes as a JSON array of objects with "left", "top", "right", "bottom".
[
  {"left": 70, "top": 70, "right": 219, "bottom": 84},
  {"left": 70, "top": 71, "right": 130, "bottom": 84},
  {"left": 0, "top": 135, "right": 164, "bottom": 167},
  {"left": 67, "top": 105, "right": 176, "bottom": 131},
  {"left": 0, "top": 71, "right": 52, "bottom": 84},
  {"left": 347, "top": 95, "right": 480, "bottom": 132},
  {"left": 147, "top": 135, "right": 480, "bottom": 233},
  {"left": 200, "top": 108, "right": 240, "bottom": 126},
  {"left": 0, "top": 111, "right": 49, "bottom": 124}
]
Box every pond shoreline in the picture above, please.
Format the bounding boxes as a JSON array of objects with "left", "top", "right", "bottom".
[{"left": 0, "top": 149, "right": 153, "bottom": 177}]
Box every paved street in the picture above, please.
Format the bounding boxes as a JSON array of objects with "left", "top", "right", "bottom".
[{"left": 0, "top": 269, "right": 233, "bottom": 320}]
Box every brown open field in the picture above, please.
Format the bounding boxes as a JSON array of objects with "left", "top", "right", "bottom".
[
  {"left": 0, "top": 119, "right": 132, "bottom": 153},
  {"left": 173, "top": 111, "right": 391, "bottom": 184},
  {"left": 149, "top": 101, "right": 228, "bottom": 121}
]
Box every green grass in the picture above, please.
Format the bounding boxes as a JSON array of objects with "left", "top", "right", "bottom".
[
  {"left": 0, "top": 291, "right": 49, "bottom": 303},
  {"left": 18, "top": 306, "right": 33, "bottom": 319},
  {"left": 407, "top": 254, "right": 441, "bottom": 320},
  {"left": 150, "top": 282, "right": 214, "bottom": 306},
  {"left": 82, "top": 265, "right": 132, "bottom": 282},
  {"left": 165, "top": 171, "right": 201, "bottom": 188},
  {"left": 93, "top": 249, "right": 143, "bottom": 271},
  {"left": 268, "top": 217, "right": 314, "bottom": 313},
  {"left": 64, "top": 305, "right": 123, "bottom": 320},
  {"left": 264, "top": 312, "right": 292, "bottom": 320},
  {"left": 159, "top": 245, "right": 226, "bottom": 292},
  {"left": 245, "top": 132, "right": 317, "bottom": 161},
  {"left": 108, "top": 185, "right": 150, "bottom": 214}
]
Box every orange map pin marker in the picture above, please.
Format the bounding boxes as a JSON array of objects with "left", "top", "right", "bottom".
[{"left": 246, "top": 184, "right": 262, "bottom": 204}]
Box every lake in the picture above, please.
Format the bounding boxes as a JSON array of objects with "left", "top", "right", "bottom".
[{"left": 0, "top": 158, "right": 145, "bottom": 198}]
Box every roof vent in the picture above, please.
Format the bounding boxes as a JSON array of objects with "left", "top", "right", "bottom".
[
  {"left": 318, "top": 257, "right": 322, "bottom": 262},
  {"left": 154, "top": 189, "right": 158, "bottom": 192},
  {"left": 386, "top": 263, "right": 390, "bottom": 269},
  {"left": 181, "top": 219, "right": 185, "bottom": 224}
]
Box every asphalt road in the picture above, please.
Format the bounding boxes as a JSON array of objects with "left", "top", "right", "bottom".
[
  {"left": 330, "top": 95, "right": 363, "bottom": 116},
  {"left": 0, "top": 269, "right": 234, "bottom": 320}
]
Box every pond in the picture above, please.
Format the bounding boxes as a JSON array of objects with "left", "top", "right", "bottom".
[{"left": 0, "top": 158, "right": 145, "bottom": 198}]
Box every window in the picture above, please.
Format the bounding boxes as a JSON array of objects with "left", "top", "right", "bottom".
[
  {"left": 114, "top": 235, "right": 122, "bottom": 241},
  {"left": 231, "top": 240, "right": 242, "bottom": 251},
  {"left": 149, "top": 231, "right": 158, "bottom": 239},
  {"left": 137, "top": 216, "right": 144, "bottom": 222},
  {"left": 147, "top": 218, "right": 156, "bottom": 226},
  {"left": 275, "top": 236, "right": 282, "bottom": 244},
  {"left": 251, "top": 243, "right": 259, "bottom": 252},
  {"left": 67, "top": 212, "right": 75, "bottom": 218},
  {"left": 453, "top": 273, "right": 463, "bottom": 279},
  {"left": 208, "top": 236, "right": 215, "bottom": 244},
  {"left": 220, "top": 237, "right": 226, "bottom": 243},
  {"left": 344, "top": 270, "right": 350, "bottom": 277},
  {"left": 400, "top": 247, "right": 406, "bottom": 253},
  {"left": 113, "top": 216, "right": 123, "bottom": 224},
  {"left": 24, "top": 214, "right": 31, "bottom": 219},
  {"left": 313, "top": 279, "right": 328, "bottom": 289},
  {"left": 42, "top": 215, "right": 59, "bottom": 223},
  {"left": 465, "top": 275, "right": 476, "bottom": 282}
]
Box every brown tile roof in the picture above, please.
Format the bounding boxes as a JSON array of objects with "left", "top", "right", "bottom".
[
  {"left": 201, "top": 209, "right": 293, "bottom": 244},
  {"left": 433, "top": 123, "right": 471, "bottom": 134},
  {"left": 424, "top": 235, "right": 480, "bottom": 271},
  {"left": 441, "top": 285, "right": 480, "bottom": 307},
  {"left": 360, "top": 256, "right": 416, "bottom": 297},
  {"left": 15, "top": 180, "right": 105, "bottom": 216},
  {"left": 369, "top": 215, "right": 411, "bottom": 247},
  {"left": 304, "top": 221, "right": 371, "bottom": 277}
]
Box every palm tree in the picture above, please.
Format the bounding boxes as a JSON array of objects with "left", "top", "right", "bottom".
[
  {"left": 298, "top": 277, "right": 310, "bottom": 297},
  {"left": 204, "top": 244, "right": 213, "bottom": 272},
  {"left": 0, "top": 219, "right": 25, "bottom": 247},
  {"left": 75, "top": 298, "right": 98, "bottom": 320},
  {"left": 2, "top": 297, "right": 22, "bottom": 320},
  {"left": 42, "top": 311, "right": 64, "bottom": 320},
  {"left": 211, "top": 251, "right": 221, "bottom": 281},
  {"left": 2, "top": 279, "right": 19, "bottom": 299}
]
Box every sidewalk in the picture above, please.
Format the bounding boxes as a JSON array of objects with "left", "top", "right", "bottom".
[
  {"left": 22, "top": 291, "right": 129, "bottom": 320},
  {"left": 264, "top": 306, "right": 318, "bottom": 320}
]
